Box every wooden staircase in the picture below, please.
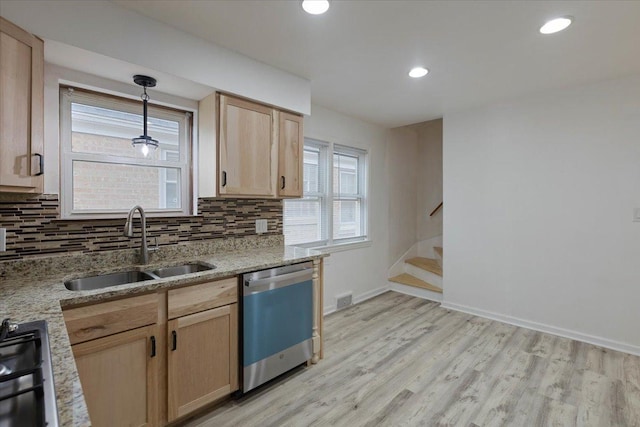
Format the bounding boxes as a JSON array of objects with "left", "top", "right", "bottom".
[{"left": 389, "top": 246, "right": 443, "bottom": 300}]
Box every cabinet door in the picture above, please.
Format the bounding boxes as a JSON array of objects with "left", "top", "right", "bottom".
[
  {"left": 167, "top": 304, "right": 238, "bottom": 421},
  {"left": 277, "top": 112, "right": 304, "bottom": 198},
  {"left": 72, "top": 325, "right": 158, "bottom": 427},
  {"left": 0, "top": 17, "right": 44, "bottom": 194},
  {"left": 218, "top": 94, "right": 275, "bottom": 197}
]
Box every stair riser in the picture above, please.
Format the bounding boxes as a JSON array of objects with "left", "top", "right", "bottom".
[
  {"left": 389, "top": 282, "right": 443, "bottom": 303},
  {"left": 405, "top": 264, "right": 443, "bottom": 287}
]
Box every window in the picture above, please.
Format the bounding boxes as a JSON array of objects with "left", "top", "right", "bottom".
[
  {"left": 60, "top": 87, "right": 192, "bottom": 219},
  {"left": 284, "top": 139, "right": 367, "bottom": 247}
]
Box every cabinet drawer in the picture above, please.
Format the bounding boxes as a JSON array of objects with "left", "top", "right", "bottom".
[
  {"left": 63, "top": 293, "right": 158, "bottom": 345},
  {"left": 168, "top": 277, "right": 238, "bottom": 319}
]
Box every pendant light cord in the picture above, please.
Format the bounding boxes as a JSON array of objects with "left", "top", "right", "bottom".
[{"left": 142, "top": 87, "right": 149, "bottom": 138}]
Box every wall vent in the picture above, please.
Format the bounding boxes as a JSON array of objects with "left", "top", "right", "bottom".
[{"left": 336, "top": 292, "right": 353, "bottom": 310}]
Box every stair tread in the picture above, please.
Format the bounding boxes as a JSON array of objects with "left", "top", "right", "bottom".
[
  {"left": 406, "top": 257, "right": 443, "bottom": 276},
  {"left": 434, "top": 247, "right": 443, "bottom": 258},
  {"left": 389, "top": 274, "right": 443, "bottom": 293}
]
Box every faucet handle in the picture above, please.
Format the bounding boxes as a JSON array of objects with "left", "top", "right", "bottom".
[{"left": 149, "top": 236, "right": 159, "bottom": 253}]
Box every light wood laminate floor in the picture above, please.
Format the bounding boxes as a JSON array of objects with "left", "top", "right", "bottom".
[{"left": 186, "top": 291, "right": 640, "bottom": 427}]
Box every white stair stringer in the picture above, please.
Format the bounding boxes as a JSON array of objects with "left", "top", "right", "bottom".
[
  {"left": 404, "top": 263, "right": 443, "bottom": 288},
  {"left": 434, "top": 247, "right": 443, "bottom": 267},
  {"left": 389, "top": 281, "right": 443, "bottom": 303}
]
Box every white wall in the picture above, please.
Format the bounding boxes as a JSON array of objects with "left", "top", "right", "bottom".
[
  {"left": 443, "top": 75, "right": 640, "bottom": 353},
  {"left": 304, "top": 105, "right": 390, "bottom": 313},
  {"left": 415, "top": 119, "right": 443, "bottom": 241},
  {"left": 1, "top": 0, "right": 310, "bottom": 114},
  {"left": 386, "top": 127, "right": 418, "bottom": 265}
]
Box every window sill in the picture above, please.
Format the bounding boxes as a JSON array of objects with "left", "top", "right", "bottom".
[{"left": 302, "top": 239, "right": 373, "bottom": 254}]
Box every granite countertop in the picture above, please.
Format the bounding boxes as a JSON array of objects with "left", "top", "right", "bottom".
[{"left": 0, "top": 242, "right": 324, "bottom": 427}]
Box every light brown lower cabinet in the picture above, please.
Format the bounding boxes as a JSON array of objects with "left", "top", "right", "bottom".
[
  {"left": 167, "top": 303, "right": 238, "bottom": 422},
  {"left": 72, "top": 324, "right": 159, "bottom": 427},
  {"left": 66, "top": 278, "right": 240, "bottom": 426}
]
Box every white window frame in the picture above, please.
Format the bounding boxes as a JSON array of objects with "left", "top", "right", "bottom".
[
  {"left": 59, "top": 87, "right": 192, "bottom": 219},
  {"left": 284, "top": 138, "right": 368, "bottom": 249}
]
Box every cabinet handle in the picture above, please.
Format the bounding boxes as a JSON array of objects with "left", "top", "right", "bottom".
[
  {"left": 171, "top": 330, "right": 177, "bottom": 351},
  {"left": 150, "top": 336, "right": 156, "bottom": 358},
  {"left": 221, "top": 171, "right": 227, "bottom": 187},
  {"left": 34, "top": 153, "right": 44, "bottom": 176},
  {"left": 281, "top": 176, "right": 286, "bottom": 190}
]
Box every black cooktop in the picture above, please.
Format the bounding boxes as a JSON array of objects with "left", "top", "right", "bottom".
[{"left": 0, "top": 320, "right": 58, "bottom": 427}]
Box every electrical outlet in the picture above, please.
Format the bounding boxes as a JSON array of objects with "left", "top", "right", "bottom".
[
  {"left": 255, "top": 219, "right": 268, "bottom": 234},
  {"left": 0, "top": 228, "right": 6, "bottom": 252},
  {"left": 336, "top": 292, "right": 353, "bottom": 310}
]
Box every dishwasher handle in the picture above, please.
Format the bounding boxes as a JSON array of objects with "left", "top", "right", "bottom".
[{"left": 244, "top": 268, "right": 313, "bottom": 290}]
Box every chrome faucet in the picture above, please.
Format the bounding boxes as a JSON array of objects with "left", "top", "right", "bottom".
[{"left": 124, "top": 205, "right": 158, "bottom": 264}]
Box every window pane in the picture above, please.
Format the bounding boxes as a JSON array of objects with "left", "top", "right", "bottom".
[
  {"left": 284, "top": 199, "right": 323, "bottom": 245},
  {"left": 71, "top": 103, "right": 180, "bottom": 159},
  {"left": 72, "top": 161, "right": 181, "bottom": 211},
  {"left": 333, "top": 199, "right": 362, "bottom": 240},
  {"left": 303, "top": 149, "right": 319, "bottom": 193},
  {"left": 333, "top": 153, "right": 358, "bottom": 195}
]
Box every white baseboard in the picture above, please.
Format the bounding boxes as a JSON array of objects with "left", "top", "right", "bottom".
[
  {"left": 389, "top": 282, "right": 442, "bottom": 303},
  {"left": 323, "top": 305, "right": 337, "bottom": 316},
  {"left": 440, "top": 301, "right": 640, "bottom": 356},
  {"left": 323, "top": 285, "right": 389, "bottom": 316}
]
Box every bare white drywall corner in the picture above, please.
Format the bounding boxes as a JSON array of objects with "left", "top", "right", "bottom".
[{"left": 443, "top": 74, "right": 640, "bottom": 352}]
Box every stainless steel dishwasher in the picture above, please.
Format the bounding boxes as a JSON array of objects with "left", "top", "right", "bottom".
[{"left": 242, "top": 262, "right": 313, "bottom": 392}]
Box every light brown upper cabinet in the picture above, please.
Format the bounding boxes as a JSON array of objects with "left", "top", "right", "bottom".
[
  {"left": 277, "top": 112, "right": 304, "bottom": 198},
  {"left": 0, "top": 17, "right": 44, "bottom": 194},
  {"left": 217, "top": 94, "right": 276, "bottom": 197},
  {"left": 204, "top": 92, "right": 303, "bottom": 198}
]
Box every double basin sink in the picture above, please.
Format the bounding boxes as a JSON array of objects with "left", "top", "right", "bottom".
[{"left": 64, "top": 262, "right": 215, "bottom": 291}]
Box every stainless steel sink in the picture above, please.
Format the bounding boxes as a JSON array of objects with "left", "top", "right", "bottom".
[
  {"left": 64, "top": 270, "right": 155, "bottom": 291},
  {"left": 147, "top": 262, "right": 215, "bottom": 279}
]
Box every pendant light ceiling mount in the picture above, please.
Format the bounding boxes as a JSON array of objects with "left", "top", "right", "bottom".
[
  {"left": 131, "top": 74, "right": 159, "bottom": 156},
  {"left": 133, "top": 74, "right": 157, "bottom": 88}
]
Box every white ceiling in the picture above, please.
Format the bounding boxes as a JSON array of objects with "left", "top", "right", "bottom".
[{"left": 112, "top": 0, "right": 640, "bottom": 128}]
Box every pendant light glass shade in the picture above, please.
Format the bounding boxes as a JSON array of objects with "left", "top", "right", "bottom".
[{"left": 131, "top": 75, "right": 158, "bottom": 157}]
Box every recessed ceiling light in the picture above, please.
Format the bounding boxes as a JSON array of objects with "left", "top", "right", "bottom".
[
  {"left": 409, "top": 67, "right": 429, "bottom": 78},
  {"left": 302, "top": 0, "right": 330, "bottom": 15},
  {"left": 539, "top": 16, "right": 573, "bottom": 34}
]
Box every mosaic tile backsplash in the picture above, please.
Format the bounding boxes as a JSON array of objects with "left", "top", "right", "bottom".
[{"left": 0, "top": 194, "right": 283, "bottom": 261}]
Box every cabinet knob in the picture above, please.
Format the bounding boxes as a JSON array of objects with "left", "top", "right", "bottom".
[
  {"left": 171, "top": 330, "right": 177, "bottom": 351},
  {"left": 222, "top": 171, "right": 227, "bottom": 187},
  {"left": 281, "top": 176, "right": 286, "bottom": 190}
]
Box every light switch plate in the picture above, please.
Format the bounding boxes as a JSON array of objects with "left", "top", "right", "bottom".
[
  {"left": 0, "top": 228, "right": 6, "bottom": 252},
  {"left": 634, "top": 208, "right": 640, "bottom": 222},
  {"left": 255, "top": 219, "right": 268, "bottom": 234}
]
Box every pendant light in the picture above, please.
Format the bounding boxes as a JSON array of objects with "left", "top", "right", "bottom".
[{"left": 131, "top": 75, "right": 158, "bottom": 157}]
